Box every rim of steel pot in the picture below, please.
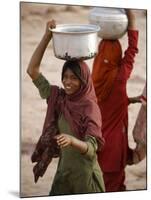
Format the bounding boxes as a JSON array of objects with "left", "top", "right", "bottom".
[{"left": 50, "top": 24, "right": 100, "bottom": 34}]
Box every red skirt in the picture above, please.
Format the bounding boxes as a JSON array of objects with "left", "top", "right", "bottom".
[{"left": 103, "top": 170, "right": 126, "bottom": 192}]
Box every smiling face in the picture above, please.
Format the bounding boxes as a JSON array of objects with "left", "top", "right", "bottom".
[{"left": 62, "top": 68, "right": 81, "bottom": 95}]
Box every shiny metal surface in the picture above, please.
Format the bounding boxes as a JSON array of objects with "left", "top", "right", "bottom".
[
  {"left": 89, "top": 7, "right": 128, "bottom": 39},
  {"left": 51, "top": 24, "right": 100, "bottom": 60}
]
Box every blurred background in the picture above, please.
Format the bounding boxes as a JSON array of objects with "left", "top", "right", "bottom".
[{"left": 21, "top": 2, "right": 147, "bottom": 197}]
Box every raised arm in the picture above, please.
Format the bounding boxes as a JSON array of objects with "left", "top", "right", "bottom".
[
  {"left": 27, "top": 20, "right": 56, "bottom": 80},
  {"left": 121, "top": 9, "right": 138, "bottom": 78}
]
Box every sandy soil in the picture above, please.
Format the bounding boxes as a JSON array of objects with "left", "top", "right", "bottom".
[{"left": 21, "top": 2, "right": 147, "bottom": 197}]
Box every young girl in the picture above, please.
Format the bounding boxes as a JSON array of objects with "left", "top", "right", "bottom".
[
  {"left": 92, "top": 9, "right": 139, "bottom": 191},
  {"left": 27, "top": 20, "right": 105, "bottom": 195}
]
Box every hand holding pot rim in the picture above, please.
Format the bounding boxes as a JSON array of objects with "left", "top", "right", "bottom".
[{"left": 45, "top": 19, "right": 56, "bottom": 37}]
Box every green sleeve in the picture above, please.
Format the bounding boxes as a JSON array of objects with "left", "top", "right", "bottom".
[
  {"left": 84, "top": 135, "right": 98, "bottom": 160},
  {"left": 32, "top": 73, "right": 51, "bottom": 99}
]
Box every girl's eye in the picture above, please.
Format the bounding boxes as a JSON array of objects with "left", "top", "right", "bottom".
[
  {"left": 63, "top": 74, "right": 79, "bottom": 81},
  {"left": 70, "top": 75, "right": 78, "bottom": 80},
  {"left": 72, "top": 76, "right": 78, "bottom": 80}
]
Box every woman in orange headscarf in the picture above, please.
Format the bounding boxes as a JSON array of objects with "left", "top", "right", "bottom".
[{"left": 92, "top": 9, "right": 139, "bottom": 192}]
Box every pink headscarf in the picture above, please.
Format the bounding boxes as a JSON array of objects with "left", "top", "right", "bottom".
[{"left": 60, "top": 61, "right": 103, "bottom": 142}]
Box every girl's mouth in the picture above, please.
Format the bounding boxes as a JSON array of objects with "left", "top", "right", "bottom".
[
  {"left": 64, "top": 86, "right": 73, "bottom": 94},
  {"left": 65, "top": 86, "right": 71, "bottom": 89}
]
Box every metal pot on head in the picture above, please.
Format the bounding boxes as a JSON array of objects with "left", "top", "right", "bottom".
[
  {"left": 50, "top": 24, "right": 100, "bottom": 60},
  {"left": 89, "top": 7, "right": 128, "bottom": 40}
]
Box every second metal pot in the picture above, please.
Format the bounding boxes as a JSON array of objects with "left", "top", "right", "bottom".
[{"left": 89, "top": 7, "right": 128, "bottom": 40}]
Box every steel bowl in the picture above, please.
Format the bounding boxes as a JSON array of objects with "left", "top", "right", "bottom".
[{"left": 51, "top": 24, "right": 100, "bottom": 60}]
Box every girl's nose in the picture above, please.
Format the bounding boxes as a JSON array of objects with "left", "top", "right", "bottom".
[{"left": 65, "top": 78, "right": 71, "bottom": 85}]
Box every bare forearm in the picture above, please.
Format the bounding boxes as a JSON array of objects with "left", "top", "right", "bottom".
[
  {"left": 71, "top": 137, "right": 88, "bottom": 154},
  {"left": 55, "top": 133, "right": 88, "bottom": 154},
  {"left": 126, "top": 9, "right": 136, "bottom": 30},
  {"left": 27, "top": 33, "right": 51, "bottom": 80},
  {"left": 128, "top": 95, "right": 142, "bottom": 104}
]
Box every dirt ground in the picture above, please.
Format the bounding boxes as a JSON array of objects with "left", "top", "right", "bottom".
[{"left": 21, "top": 2, "right": 147, "bottom": 197}]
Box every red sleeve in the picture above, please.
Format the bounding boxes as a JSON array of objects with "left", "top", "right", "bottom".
[{"left": 120, "top": 30, "right": 139, "bottom": 79}]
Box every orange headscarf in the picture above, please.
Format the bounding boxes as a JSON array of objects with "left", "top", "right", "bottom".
[{"left": 92, "top": 39, "right": 122, "bottom": 102}]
